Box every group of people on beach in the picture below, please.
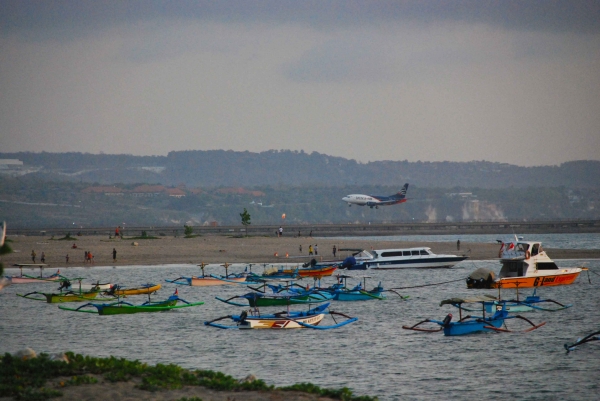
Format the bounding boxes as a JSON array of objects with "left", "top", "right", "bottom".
[
  {"left": 31, "top": 250, "right": 45, "bottom": 263},
  {"left": 29, "top": 246, "right": 118, "bottom": 266}
]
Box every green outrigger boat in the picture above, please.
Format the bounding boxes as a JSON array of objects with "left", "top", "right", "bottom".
[{"left": 59, "top": 291, "right": 204, "bottom": 315}]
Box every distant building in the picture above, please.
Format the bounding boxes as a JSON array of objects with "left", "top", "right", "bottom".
[
  {"left": 216, "top": 187, "right": 266, "bottom": 197},
  {"left": 82, "top": 186, "right": 124, "bottom": 196},
  {"left": 165, "top": 188, "right": 186, "bottom": 198},
  {"left": 0, "top": 159, "right": 23, "bottom": 168},
  {"left": 445, "top": 192, "right": 477, "bottom": 199},
  {"left": 130, "top": 185, "right": 166, "bottom": 197}
]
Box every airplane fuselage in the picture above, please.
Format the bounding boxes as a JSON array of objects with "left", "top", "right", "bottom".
[{"left": 342, "top": 184, "right": 409, "bottom": 209}]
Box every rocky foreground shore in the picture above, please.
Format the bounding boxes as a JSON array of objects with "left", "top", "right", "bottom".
[{"left": 2, "top": 234, "right": 598, "bottom": 269}]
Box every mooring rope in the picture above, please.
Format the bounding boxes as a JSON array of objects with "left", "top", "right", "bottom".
[{"left": 388, "top": 277, "right": 465, "bottom": 290}]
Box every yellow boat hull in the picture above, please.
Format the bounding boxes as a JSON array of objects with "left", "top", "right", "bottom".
[{"left": 112, "top": 284, "right": 161, "bottom": 296}]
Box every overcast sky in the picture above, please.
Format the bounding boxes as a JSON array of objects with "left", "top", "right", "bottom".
[{"left": 1, "top": 1, "right": 599, "bottom": 166}]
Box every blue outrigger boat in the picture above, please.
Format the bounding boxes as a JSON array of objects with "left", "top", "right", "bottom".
[
  {"left": 455, "top": 289, "right": 572, "bottom": 314},
  {"left": 216, "top": 287, "right": 334, "bottom": 307},
  {"left": 204, "top": 302, "right": 357, "bottom": 330},
  {"left": 403, "top": 296, "right": 546, "bottom": 336}
]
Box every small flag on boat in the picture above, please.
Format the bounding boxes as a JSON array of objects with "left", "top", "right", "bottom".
[{"left": 174, "top": 288, "right": 178, "bottom": 295}]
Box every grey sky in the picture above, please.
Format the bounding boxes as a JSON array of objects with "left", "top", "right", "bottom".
[{"left": 1, "top": 1, "right": 599, "bottom": 166}]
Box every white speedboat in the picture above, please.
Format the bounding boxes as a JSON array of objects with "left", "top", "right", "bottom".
[{"left": 340, "top": 247, "right": 468, "bottom": 270}]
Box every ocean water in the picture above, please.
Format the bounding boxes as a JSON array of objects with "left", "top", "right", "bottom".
[
  {"left": 328, "top": 232, "right": 600, "bottom": 250},
  {"left": 1, "top": 237, "right": 599, "bottom": 400}
]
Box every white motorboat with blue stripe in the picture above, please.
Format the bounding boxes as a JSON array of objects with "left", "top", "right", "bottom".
[{"left": 340, "top": 247, "right": 468, "bottom": 269}]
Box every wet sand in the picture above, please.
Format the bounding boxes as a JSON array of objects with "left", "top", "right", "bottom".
[{"left": 2, "top": 234, "right": 598, "bottom": 269}]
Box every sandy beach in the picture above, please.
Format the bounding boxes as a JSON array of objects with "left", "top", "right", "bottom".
[{"left": 2, "top": 234, "right": 599, "bottom": 269}]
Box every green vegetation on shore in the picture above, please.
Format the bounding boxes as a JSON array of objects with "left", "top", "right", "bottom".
[{"left": 0, "top": 352, "right": 377, "bottom": 401}]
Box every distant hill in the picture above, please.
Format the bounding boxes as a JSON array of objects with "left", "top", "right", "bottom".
[{"left": 1, "top": 150, "right": 599, "bottom": 189}]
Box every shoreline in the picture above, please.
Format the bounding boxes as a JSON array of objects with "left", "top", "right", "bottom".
[{"left": 2, "top": 235, "right": 599, "bottom": 269}]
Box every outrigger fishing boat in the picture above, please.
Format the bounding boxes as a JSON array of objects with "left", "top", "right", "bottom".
[
  {"left": 104, "top": 283, "right": 161, "bottom": 296},
  {"left": 453, "top": 289, "right": 572, "bottom": 314},
  {"left": 564, "top": 330, "right": 600, "bottom": 353},
  {"left": 6, "top": 265, "right": 61, "bottom": 284},
  {"left": 402, "top": 296, "right": 546, "bottom": 336},
  {"left": 216, "top": 287, "right": 334, "bottom": 307},
  {"left": 467, "top": 239, "right": 584, "bottom": 289},
  {"left": 486, "top": 289, "right": 571, "bottom": 313},
  {"left": 59, "top": 290, "right": 204, "bottom": 315},
  {"left": 166, "top": 263, "right": 248, "bottom": 286},
  {"left": 281, "top": 261, "right": 337, "bottom": 278},
  {"left": 321, "top": 275, "right": 386, "bottom": 301},
  {"left": 17, "top": 278, "right": 106, "bottom": 303},
  {"left": 204, "top": 302, "right": 357, "bottom": 330}
]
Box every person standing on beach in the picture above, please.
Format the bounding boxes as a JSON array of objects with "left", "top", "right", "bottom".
[
  {"left": 333, "top": 245, "right": 337, "bottom": 258},
  {"left": 278, "top": 226, "right": 283, "bottom": 237},
  {"left": 308, "top": 245, "right": 313, "bottom": 255},
  {"left": 115, "top": 226, "right": 120, "bottom": 238},
  {"left": 31, "top": 250, "right": 36, "bottom": 263},
  {"left": 299, "top": 244, "right": 302, "bottom": 253},
  {"left": 113, "top": 248, "right": 117, "bottom": 262},
  {"left": 84, "top": 251, "right": 88, "bottom": 263},
  {"left": 457, "top": 240, "right": 461, "bottom": 251},
  {"left": 65, "top": 254, "right": 69, "bottom": 264},
  {"left": 41, "top": 252, "right": 45, "bottom": 263},
  {"left": 88, "top": 251, "right": 94, "bottom": 264},
  {"left": 315, "top": 244, "right": 318, "bottom": 255}
]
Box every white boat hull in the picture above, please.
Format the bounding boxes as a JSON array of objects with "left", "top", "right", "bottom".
[{"left": 239, "top": 313, "right": 324, "bottom": 329}]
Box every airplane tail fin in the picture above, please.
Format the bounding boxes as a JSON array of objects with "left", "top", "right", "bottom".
[{"left": 396, "top": 183, "right": 409, "bottom": 198}]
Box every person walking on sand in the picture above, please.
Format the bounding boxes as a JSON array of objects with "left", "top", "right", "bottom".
[
  {"left": 115, "top": 226, "right": 119, "bottom": 238},
  {"left": 31, "top": 250, "right": 36, "bottom": 263},
  {"left": 457, "top": 240, "right": 461, "bottom": 251},
  {"left": 65, "top": 254, "right": 69, "bottom": 264},
  {"left": 299, "top": 244, "right": 302, "bottom": 253},
  {"left": 308, "top": 245, "right": 313, "bottom": 255},
  {"left": 278, "top": 226, "right": 283, "bottom": 237},
  {"left": 88, "top": 251, "right": 94, "bottom": 264},
  {"left": 113, "top": 248, "right": 117, "bottom": 262},
  {"left": 333, "top": 245, "right": 337, "bottom": 258},
  {"left": 41, "top": 252, "right": 45, "bottom": 263},
  {"left": 315, "top": 244, "right": 318, "bottom": 255},
  {"left": 84, "top": 251, "right": 88, "bottom": 263}
]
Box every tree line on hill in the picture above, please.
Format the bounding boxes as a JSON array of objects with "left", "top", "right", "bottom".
[
  {"left": 1, "top": 150, "right": 599, "bottom": 189},
  {"left": 0, "top": 174, "right": 598, "bottom": 228}
]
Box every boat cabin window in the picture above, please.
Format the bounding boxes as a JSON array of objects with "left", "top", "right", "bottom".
[
  {"left": 531, "top": 243, "right": 540, "bottom": 256},
  {"left": 403, "top": 251, "right": 411, "bottom": 256},
  {"left": 516, "top": 243, "right": 529, "bottom": 252},
  {"left": 419, "top": 250, "right": 429, "bottom": 255},
  {"left": 411, "top": 250, "right": 420, "bottom": 256},
  {"left": 537, "top": 262, "right": 558, "bottom": 270},
  {"left": 371, "top": 251, "right": 378, "bottom": 258},
  {"left": 503, "top": 261, "right": 525, "bottom": 276},
  {"left": 381, "top": 251, "right": 404, "bottom": 258}
]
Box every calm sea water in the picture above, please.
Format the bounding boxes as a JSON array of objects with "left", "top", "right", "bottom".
[
  {"left": 329, "top": 232, "right": 600, "bottom": 250},
  {"left": 1, "top": 233, "right": 599, "bottom": 400}
]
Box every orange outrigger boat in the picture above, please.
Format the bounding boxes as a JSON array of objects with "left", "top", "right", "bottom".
[{"left": 467, "top": 239, "right": 585, "bottom": 289}]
